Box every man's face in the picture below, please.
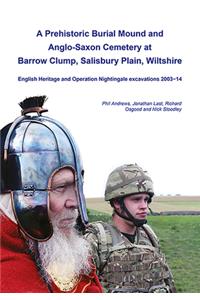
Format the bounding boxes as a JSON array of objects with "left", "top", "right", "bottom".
[
  {"left": 123, "top": 193, "right": 149, "bottom": 220},
  {"left": 38, "top": 168, "right": 91, "bottom": 283},
  {"left": 48, "top": 168, "right": 78, "bottom": 231},
  {"left": 114, "top": 193, "right": 150, "bottom": 221}
]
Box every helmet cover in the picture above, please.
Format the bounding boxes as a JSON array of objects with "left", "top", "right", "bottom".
[{"left": 105, "top": 163, "right": 154, "bottom": 202}]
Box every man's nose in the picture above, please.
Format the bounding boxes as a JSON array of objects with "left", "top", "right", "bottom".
[
  {"left": 140, "top": 199, "right": 148, "bottom": 209},
  {"left": 64, "top": 194, "right": 78, "bottom": 209}
]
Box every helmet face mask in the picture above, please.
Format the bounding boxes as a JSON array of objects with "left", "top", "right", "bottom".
[{"left": 1, "top": 96, "right": 88, "bottom": 241}]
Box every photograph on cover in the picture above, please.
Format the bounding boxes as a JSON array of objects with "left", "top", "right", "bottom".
[{"left": 0, "top": 0, "right": 199, "bottom": 295}]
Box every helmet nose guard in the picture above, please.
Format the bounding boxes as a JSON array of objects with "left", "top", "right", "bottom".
[{"left": 1, "top": 96, "right": 88, "bottom": 241}]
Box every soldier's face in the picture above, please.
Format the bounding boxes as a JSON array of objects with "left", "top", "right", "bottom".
[{"left": 123, "top": 193, "right": 149, "bottom": 220}]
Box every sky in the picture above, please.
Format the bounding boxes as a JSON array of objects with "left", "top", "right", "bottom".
[{"left": 1, "top": 0, "right": 199, "bottom": 198}]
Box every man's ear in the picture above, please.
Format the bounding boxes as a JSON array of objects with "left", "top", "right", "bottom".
[{"left": 112, "top": 199, "right": 121, "bottom": 210}]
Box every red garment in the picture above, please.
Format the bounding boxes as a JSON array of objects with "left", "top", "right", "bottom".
[{"left": 0, "top": 213, "right": 102, "bottom": 293}]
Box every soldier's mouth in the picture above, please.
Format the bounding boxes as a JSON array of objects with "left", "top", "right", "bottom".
[{"left": 136, "top": 213, "right": 147, "bottom": 218}]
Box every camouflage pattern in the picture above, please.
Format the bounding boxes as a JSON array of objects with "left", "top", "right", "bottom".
[
  {"left": 105, "top": 164, "right": 154, "bottom": 202},
  {"left": 85, "top": 222, "right": 176, "bottom": 293}
]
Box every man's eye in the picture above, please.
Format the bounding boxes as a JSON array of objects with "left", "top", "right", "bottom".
[
  {"left": 52, "top": 185, "right": 66, "bottom": 192},
  {"left": 56, "top": 186, "right": 65, "bottom": 191},
  {"left": 131, "top": 197, "right": 140, "bottom": 202}
]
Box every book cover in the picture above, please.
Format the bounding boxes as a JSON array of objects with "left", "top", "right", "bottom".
[{"left": 1, "top": 0, "right": 199, "bottom": 296}]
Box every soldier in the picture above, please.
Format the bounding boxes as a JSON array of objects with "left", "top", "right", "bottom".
[
  {"left": 0, "top": 96, "right": 102, "bottom": 293},
  {"left": 84, "top": 163, "right": 176, "bottom": 293}
]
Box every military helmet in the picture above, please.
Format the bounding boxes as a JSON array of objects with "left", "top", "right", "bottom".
[
  {"left": 105, "top": 163, "right": 154, "bottom": 201},
  {"left": 0, "top": 96, "right": 88, "bottom": 241}
]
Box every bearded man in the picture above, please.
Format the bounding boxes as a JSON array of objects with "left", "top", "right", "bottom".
[{"left": 0, "top": 96, "right": 102, "bottom": 293}]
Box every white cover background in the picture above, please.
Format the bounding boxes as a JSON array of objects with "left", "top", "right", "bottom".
[{"left": 1, "top": 0, "right": 199, "bottom": 197}]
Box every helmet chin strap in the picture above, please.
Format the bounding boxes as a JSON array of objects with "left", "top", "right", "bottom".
[{"left": 114, "top": 198, "right": 147, "bottom": 227}]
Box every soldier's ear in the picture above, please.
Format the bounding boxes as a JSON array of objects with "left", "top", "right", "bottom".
[{"left": 112, "top": 199, "right": 121, "bottom": 210}]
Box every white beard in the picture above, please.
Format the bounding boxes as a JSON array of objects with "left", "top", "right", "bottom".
[{"left": 37, "top": 209, "right": 91, "bottom": 285}]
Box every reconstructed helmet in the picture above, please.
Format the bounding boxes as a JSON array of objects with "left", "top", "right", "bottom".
[
  {"left": 105, "top": 163, "right": 154, "bottom": 202},
  {"left": 0, "top": 96, "right": 88, "bottom": 241}
]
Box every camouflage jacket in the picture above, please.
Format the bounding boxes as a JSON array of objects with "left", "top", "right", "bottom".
[{"left": 84, "top": 221, "right": 176, "bottom": 293}]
